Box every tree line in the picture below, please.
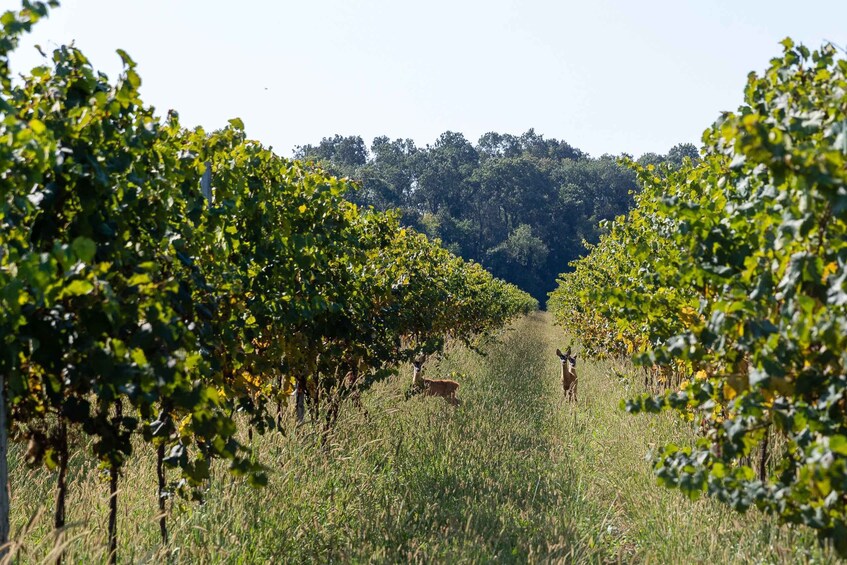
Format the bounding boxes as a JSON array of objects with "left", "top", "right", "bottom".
[{"left": 296, "top": 130, "right": 698, "bottom": 303}]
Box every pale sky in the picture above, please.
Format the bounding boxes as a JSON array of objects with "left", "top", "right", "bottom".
[{"left": 8, "top": 0, "right": 847, "bottom": 158}]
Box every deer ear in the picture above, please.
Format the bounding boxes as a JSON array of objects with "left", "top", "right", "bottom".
[
  {"left": 566, "top": 347, "right": 572, "bottom": 356},
  {"left": 555, "top": 349, "right": 563, "bottom": 358}
]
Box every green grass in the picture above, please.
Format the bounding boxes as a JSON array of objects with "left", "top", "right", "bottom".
[{"left": 6, "top": 312, "right": 838, "bottom": 563}]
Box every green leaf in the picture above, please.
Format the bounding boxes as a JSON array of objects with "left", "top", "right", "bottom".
[
  {"left": 71, "top": 237, "right": 97, "bottom": 263},
  {"left": 126, "top": 68, "right": 141, "bottom": 90},
  {"left": 27, "top": 118, "right": 46, "bottom": 134},
  {"left": 830, "top": 435, "right": 847, "bottom": 456},
  {"left": 115, "top": 48, "right": 136, "bottom": 68},
  {"left": 131, "top": 348, "right": 148, "bottom": 367},
  {"left": 128, "top": 273, "right": 151, "bottom": 286},
  {"left": 60, "top": 280, "right": 94, "bottom": 297}
]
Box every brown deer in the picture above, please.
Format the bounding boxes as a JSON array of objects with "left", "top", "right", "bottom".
[
  {"left": 422, "top": 378, "right": 460, "bottom": 405},
  {"left": 556, "top": 347, "right": 577, "bottom": 401},
  {"left": 412, "top": 359, "right": 461, "bottom": 406}
]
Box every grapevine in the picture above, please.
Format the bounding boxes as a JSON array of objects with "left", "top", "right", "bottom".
[
  {"left": 551, "top": 39, "right": 847, "bottom": 553},
  {"left": 0, "top": 3, "right": 536, "bottom": 560}
]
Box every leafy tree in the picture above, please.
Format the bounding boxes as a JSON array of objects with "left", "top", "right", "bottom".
[
  {"left": 551, "top": 155, "right": 638, "bottom": 249},
  {"left": 666, "top": 142, "right": 699, "bottom": 167},
  {"left": 493, "top": 224, "right": 549, "bottom": 267},
  {"left": 636, "top": 152, "right": 666, "bottom": 169},
  {"left": 294, "top": 134, "right": 368, "bottom": 176},
  {"left": 354, "top": 136, "right": 418, "bottom": 211},
  {"left": 519, "top": 128, "right": 584, "bottom": 161},
  {"left": 477, "top": 131, "right": 522, "bottom": 160},
  {"left": 412, "top": 131, "right": 479, "bottom": 216}
]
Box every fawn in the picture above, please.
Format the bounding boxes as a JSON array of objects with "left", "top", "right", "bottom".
[
  {"left": 556, "top": 347, "right": 578, "bottom": 402},
  {"left": 412, "top": 359, "right": 461, "bottom": 406}
]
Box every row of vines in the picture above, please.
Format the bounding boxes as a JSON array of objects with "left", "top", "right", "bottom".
[
  {"left": 550, "top": 39, "right": 847, "bottom": 553},
  {"left": 0, "top": 3, "right": 537, "bottom": 562}
]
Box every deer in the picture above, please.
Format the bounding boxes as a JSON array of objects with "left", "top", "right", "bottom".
[
  {"left": 556, "top": 347, "right": 578, "bottom": 402},
  {"left": 412, "top": 359, "right": 461, "bottom": 406}
]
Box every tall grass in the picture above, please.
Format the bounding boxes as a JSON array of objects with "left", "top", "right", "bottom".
[{"left": 5, "top": 312, "right": 836, "bottom": 563}]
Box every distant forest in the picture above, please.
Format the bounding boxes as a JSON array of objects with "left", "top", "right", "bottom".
[{"left": 295, "top": 130, "right": 698, "bottom": 304}]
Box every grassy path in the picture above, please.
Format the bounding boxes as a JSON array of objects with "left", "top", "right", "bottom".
[
  {"left": 8, "top": 312, "right": 835, "bottom": 562},
  {"left": 247, "top": 311, "right": 583, "bottom": 562}
]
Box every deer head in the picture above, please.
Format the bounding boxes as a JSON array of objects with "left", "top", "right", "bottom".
[{"left": 556, "top": 347, "right": 577, "bottom": 369}]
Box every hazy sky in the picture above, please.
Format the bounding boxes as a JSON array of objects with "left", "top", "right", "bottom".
[{"left": 8, "top": 0, "right": 847, "bottom": 158}]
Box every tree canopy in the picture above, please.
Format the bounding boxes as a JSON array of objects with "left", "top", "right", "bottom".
[{"left": 297, "top": 131, "right": 695, "bottom": 303}]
